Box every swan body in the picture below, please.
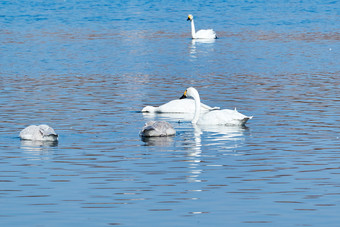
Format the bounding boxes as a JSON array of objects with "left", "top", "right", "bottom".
[
  {"left": 140, "top": 121, "right": 176, "bottom": 137},
  {"left": 142, "top": 98, "right": 219, "bottom": 113},
  {"left": 187, "top": 14, "right": 217, "bottom": 39},
  {"left": 19, "top": 124, "right": 58, "bottom": 141},
  {"left": 180, "top": 87, "right": 252, "bottom": 126}
]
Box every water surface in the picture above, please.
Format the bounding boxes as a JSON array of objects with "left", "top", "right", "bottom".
[{"left": 1, "top": 0, "right": 340, "bottom": 226}]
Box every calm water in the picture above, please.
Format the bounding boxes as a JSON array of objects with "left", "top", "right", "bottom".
[{"left": 1, "top": 0, "right": 340, "bottom": 226}]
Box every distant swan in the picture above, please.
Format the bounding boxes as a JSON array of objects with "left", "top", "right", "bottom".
[
  {"left": 142, "top": 99, "right": 219, "bottom": 113},
  {"left": 187, "top": 14, "right": 217, "bottom": 39},
  {"left": 140, "top": 121, "right": 176, "bottom": 137},
  {"left": 19, "top": 125, "right": 58, "bottom": 141},
  {"left": 180, "top": 87, "right": 252, "bottom": 126}
]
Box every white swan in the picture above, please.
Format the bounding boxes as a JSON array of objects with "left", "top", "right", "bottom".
[
  {"left": 19, "top": 125, "right": 58, "bottom": 141},
  {"left": 142, "top": 98, "right": 219, "bottom": 113},
  {"left": 187, "top": 14, "right": 217, "bottom": 39},
  {"left": 140, "top": 121, "right": 176, "bottom": 137},
  {"left": 180, "top": 87, "right": 252, "bottom": 126}
]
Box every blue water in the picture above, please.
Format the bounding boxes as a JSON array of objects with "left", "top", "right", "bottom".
[{"left": 1, "top": 1, "right": 340, "bottom": 226}]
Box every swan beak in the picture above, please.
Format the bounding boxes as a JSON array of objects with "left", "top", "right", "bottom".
[
  {"left": 180, "top": 90, "right": 187, "bottom": 99},
  {"left": 187, "top": 14, "right": 193, "bottom": 21}
]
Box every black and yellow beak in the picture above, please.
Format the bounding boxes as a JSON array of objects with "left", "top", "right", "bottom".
[
  {"left": 187, "top": 15, "right": 193, "bottom": 21},
  {"left": 180, "top": 90, "right": 187, "bottom": 99}
]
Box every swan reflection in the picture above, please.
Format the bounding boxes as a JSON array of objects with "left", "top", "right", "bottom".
[
  {"left": 141, "top": 136, "right": 174, "bottom": 146},
  {"left": 20, "top": 140, "right": 58, "bottom": 159},
  {"left": 185, "top": 126, "right": 203, "bottom": 183},
  {"left": 194, "top": 124, "right": 247, "bottom": 142},
  {"left": 186, "top": 124, "right": 248, "bottom": 183},
  {"left": 141, "top": 112, "right": 248, "bottom": 184},
  {"left": 190, "top": 38, "right": 216, "bottom": 59},
  {"left": 142, "top": 111, "right": 194, "bottom": 122},
  {"left": 192, "top": 39, "right": 216, "bottom": 44}
]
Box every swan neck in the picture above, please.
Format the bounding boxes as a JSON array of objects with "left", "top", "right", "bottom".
[
  {"left": 192, "top": 92, "right": 200, "bottom": 124},
  {"left": 190, "top": 20, "right": 196, "bottom": 38}
]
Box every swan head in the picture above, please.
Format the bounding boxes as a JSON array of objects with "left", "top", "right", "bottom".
[
  {"left": 180, "top": 87, "right": 198, "bottom": 99},
  {"left": 39, "top": 124, "right": 58, "bottom": 141},
  {"left": 187, "top": 14, "right": 193, "bottom": 21},
  {"left": 141, "top": 106, "right": 156, "bottom": 113}
]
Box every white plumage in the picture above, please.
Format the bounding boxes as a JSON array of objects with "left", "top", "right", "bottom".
[
  {"left": 180, "top": 87, "right": 252, "bottom": 126},
  {"left": 142, "top": 98, "right": 219, "bottom": 113},
  {"left": 140, "top": 121, "right": 176, "bottom": 137},
  {"left": 187, "top": 14, "right": 217, "bottom": 39},
  {"left": 19, "top": 125, "right": 58, "bottom": 141}
]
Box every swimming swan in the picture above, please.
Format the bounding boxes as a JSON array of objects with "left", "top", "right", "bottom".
[
  {"left": 140, "top": 121, "right": 176, "bottom": 137},
  {"left": 142, "top": 98, "right": 219, "bottom": 113},
  {"left": 180, "top": 87, "right": 252, "bottom": 126},
  {"left": 187, "top": 14, "right": 217, "bottom": 39},
  {"left": 19, "top": 125, "right": 58, "bottom": 141}
]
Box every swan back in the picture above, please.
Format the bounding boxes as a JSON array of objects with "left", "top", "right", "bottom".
[
  {"left": 195, "top": 29, "right": 217, "bottom": 39},
  {"left": 140, "top": 121, "right": 176, "bottom": 137},
  {"left": 141, "top": 99, "right": 219, "bottom": 113},
  {"left": 199, "top": 109, "right": 253, "bottom": 126},
  {"left": 181, "top": 87, "right": 253, "bottom": 126},
  {"left": 20, "top": 124, "right": 58, "bottom": 141}
]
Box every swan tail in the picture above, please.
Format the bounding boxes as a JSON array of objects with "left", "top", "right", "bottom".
[{"left": 140, "top": 124, "right": 158, "bottom": 137}]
